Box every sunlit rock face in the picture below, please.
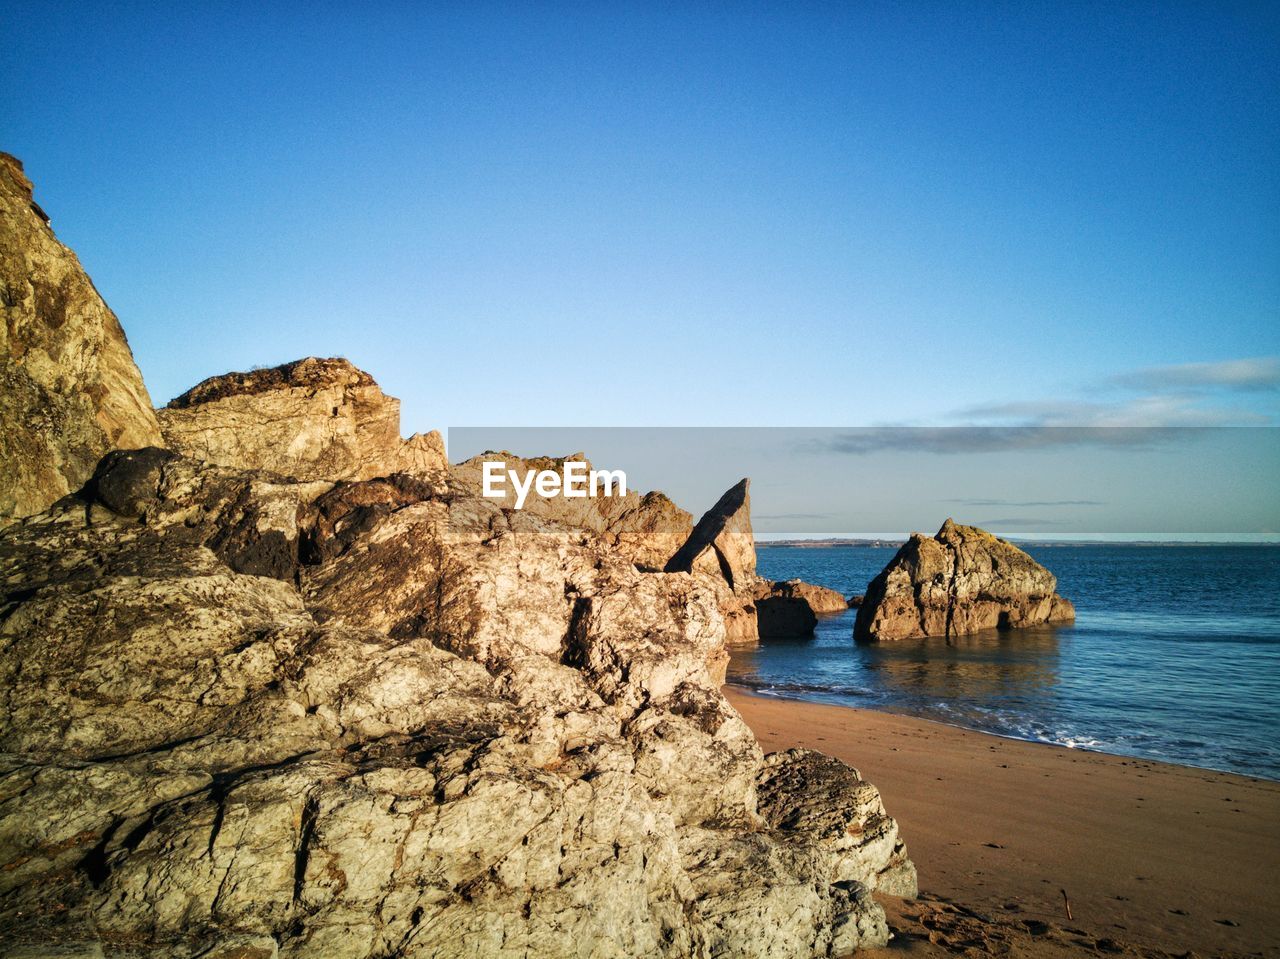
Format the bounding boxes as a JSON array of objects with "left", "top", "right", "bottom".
[
  {"left": 0, "top": 152, "right": 162, "bottom": 528},
  {"left": 157, "top": 356, "right": 446, "bottom": 483},
  {"left": 0, "top": 158, "right": 914, "bottom": 958},
  {"left": 1, "top": 454, "right": 914, "bottom": 957},
  {"left": 855, "top": 518, "right": 1076, "bottom": 641}
]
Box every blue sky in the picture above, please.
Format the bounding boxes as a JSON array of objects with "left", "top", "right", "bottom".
[{"left": 4, "top": 2, "right": 1278, "bottom": 432}]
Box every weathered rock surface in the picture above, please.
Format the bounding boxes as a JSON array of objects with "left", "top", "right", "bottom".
[
  {"left": 1, "top": 165, "right": 914, "bottom": 956},
  {"left": 156, "top": 357, "right": 446, "bottom": 482},
  {"left": 1, "top": 448, "right": 915, "bottom": 956},
  {"left": 0, "top": 153, "right": 163, "bottom": 527},
  {"left": 854, "top": 518, "right": 1076, "bottom": 641},
  {"left": 450, "top": 452, "right": 693, "bottom": 570}
]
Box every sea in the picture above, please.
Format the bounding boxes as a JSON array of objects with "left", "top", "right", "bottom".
[{"left": 730, "top": 544, "right": 1280, "bottom": 781}]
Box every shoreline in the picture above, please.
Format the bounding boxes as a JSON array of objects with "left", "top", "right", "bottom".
[
  {"left": 727, "top": 682, "right": 1279, "bottom": 784},
  {"left": 725, "top": 685, "right": 1280, "bottom": 957}
]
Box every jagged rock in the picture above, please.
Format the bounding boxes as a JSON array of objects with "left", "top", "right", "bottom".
[
  {"left": 451, "top": 452, "right": 693, "bottom": 570},
  {"left": 156, "top": 357, "right": 446, "bottom": 483},
  {"left": 666, "top": 479, "right": 761, "bottom": 644},
  {"left": 854, "top": 518, "right": 1076, "bottom": 641},
  {"left": 1, "top": 450, "right": 915, "bottom": 957},
  {"left": 665, "top": 479, "right": 755, "bottom": 589},
  {"left": 0, "top": 153, "right": 162, "bottom": 527}
]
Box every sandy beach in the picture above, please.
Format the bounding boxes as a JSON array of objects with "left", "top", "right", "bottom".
[{"left": 725, "top": 686, "right": 1280, "bottom": 958}]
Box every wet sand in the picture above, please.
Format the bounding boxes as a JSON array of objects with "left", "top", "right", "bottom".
[{"left": 725, "top": 686, "right": 1280, "bottom": 958}]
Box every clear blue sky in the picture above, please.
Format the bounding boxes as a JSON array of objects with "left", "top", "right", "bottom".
[{"left": 4, "top": 2, "right": 1278, "bottom": 432}]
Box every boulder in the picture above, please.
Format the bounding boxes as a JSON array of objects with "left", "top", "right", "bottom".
[
  {"left": 786, "top": 580, "right": 850, "bottom": 614},
  {"left": 755, "top": 594, "right": 818, "bottom": 638},
  {"left": 156, "top": 356, "right": 446, "bottom": 482},
  {"left": 854, "top": 518, "right": 1075, "bottom": 641},
  {"left": 0, "top": 153, "right": 162, "bottom": 527}
]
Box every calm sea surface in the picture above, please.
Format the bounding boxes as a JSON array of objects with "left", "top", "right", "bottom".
[{"left": 731, "top": 545, "right": 1280, "bottom": 780}]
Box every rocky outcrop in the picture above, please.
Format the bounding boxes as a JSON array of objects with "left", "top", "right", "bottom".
[
  {"left": 755, "top": 592, "right": 818, "bottom": 638},
  {"left": 0, "top": 450, "right": 915, "bottom": 957},
  {"left": 749, "top": 580, "right": 849, "bottom": 639},
  {"left": 451, "top": 452, "right": 693, "bottom": 570},
  {"left": 157, "top": 357, "right": 446, "bottom": 482},
  {"left": 665, "top": 479, "right": 761, "bottom": 643},
  {"left": 854, "top": 519, "right": 1076, "bottom": 641},
  {"left": 0, "top": 162, "right": 914, "bottom": 956},
  {"left": 665, "top": 479, "right": 755, "bottom": 589},
  {"left": 0, "top": 153, "right": 162, "bottom": 527}
]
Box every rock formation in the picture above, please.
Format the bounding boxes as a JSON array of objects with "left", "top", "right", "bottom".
[
  {"left": 0, "top": 160, "right": 915, "bottom": 957},
  {"left": 157, "top": 357, "right": 447, "bottom": 482},
  {"left": 0, "top": 449, "right": 914, "bottom": 957},
  {"left": 755, "top": 590, "right": 818, "bottom": 637},
  {"left": 749, "top": 580, "right": 851, "bottom": 638},
  {"left": 0, "top": 152, "right": 162, "bottom": 527},
  {"left": 665, "top": 479, "right": 760, "bottom": 643},
  {"left": 780, "top": 579, "right": 850, "bottom": 614},
  {"left": 451, "top": 452, "right": 693, "bottom": 570},
  {"left": 854, "top": 519, "right": 1076, "bottom": 641}
]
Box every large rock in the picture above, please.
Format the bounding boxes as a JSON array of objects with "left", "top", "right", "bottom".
[
  {"left": 665, "top": 479, "right": 755, "bottom": 589},
  {"left": 854, "top": 518, "right": 1075, "bottom": 641},
  {"left": 767, "top": 579, "right": 850, "bottom": 615},
  {"left": 0, "top": 168, "right": 914, "bottom": 956},
  {"left": 0, "top": 451, "right": 915, "bottom": 957},
  {"left": 156, "top": 356, "right": 446, "bottom": 482},
  {"left": 0, "top": 153, "right": 162, "bottom": 527}
]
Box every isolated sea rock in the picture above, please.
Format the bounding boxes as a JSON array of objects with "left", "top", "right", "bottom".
[
  {"left": 156, "top": 356, "right": 446, "bottom": 482},
  {"left": 854, "top": 518, "right": 1076, "bottom": 641},
  {"left": 0, "top": 153, "right": 162, "bottom": 527},
  {"left": 749, "top": 580, "right": 848, "bottom": 638},
  {"left": 451, "top": 451, "right": 694, "bottom": 570}
]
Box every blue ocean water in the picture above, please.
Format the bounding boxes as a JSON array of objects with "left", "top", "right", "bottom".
[{"left": 731, "top": 545, "right": 1280, "bottom": 780}]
